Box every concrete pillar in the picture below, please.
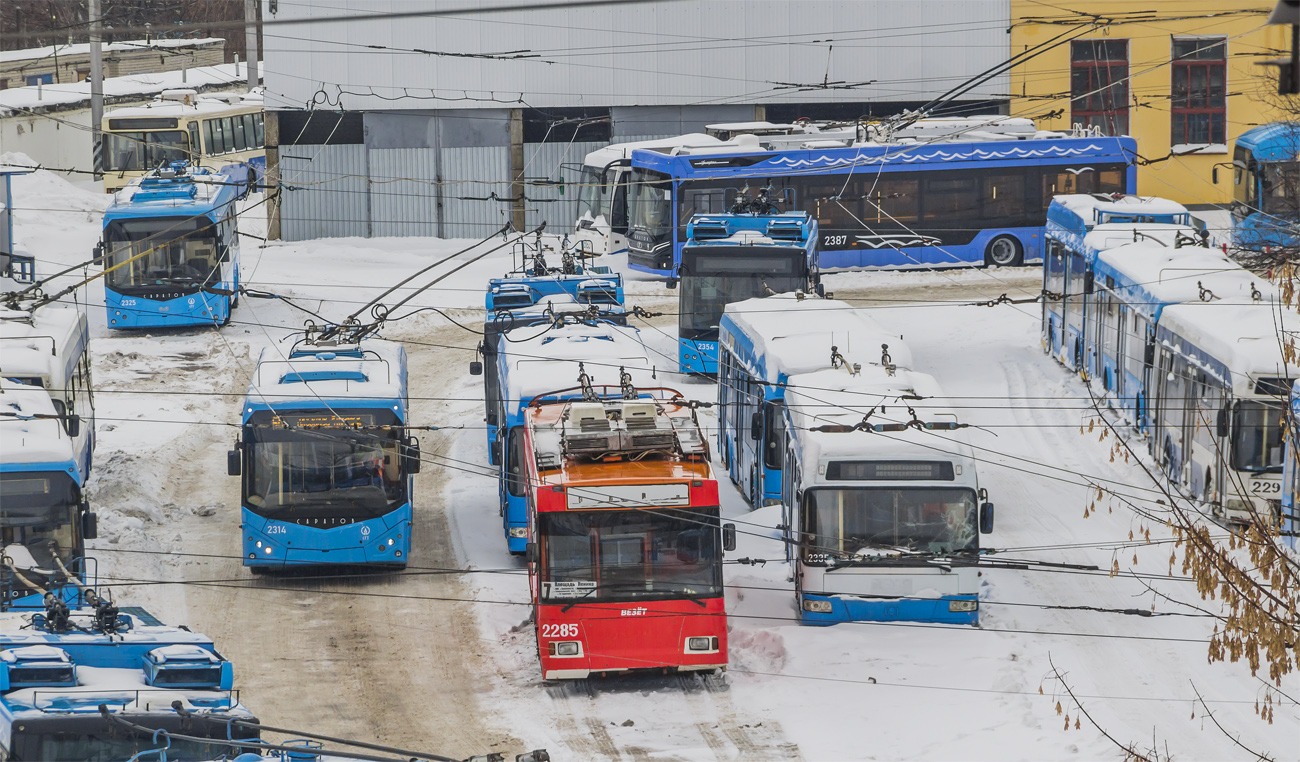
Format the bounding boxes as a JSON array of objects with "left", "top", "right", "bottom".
[
  {"left": 245, "top": 0, "right": 258, "bottom": 92},
  {"left": 89, "top": 0, "right": 103, "bottom": 175},
  {"left": 265, "top": 111, "right": 281, "bottom": 240},
  {"left": 509, "top": 108, "right": 525, "bottom": 232}
]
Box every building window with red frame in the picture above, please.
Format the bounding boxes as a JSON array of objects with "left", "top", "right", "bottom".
[
  {"left": 1071, "top": 39, "right": 1129, "bottom": 136},
  {"left": 1171, "top": 38, "right": 1226, "bottom": 146}
]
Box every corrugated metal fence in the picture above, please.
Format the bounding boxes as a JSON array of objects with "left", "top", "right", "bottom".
[{"left": 278, "top": 136, "right": 673, "bottom": 241}]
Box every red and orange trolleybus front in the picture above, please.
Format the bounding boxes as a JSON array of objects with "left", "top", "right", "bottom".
[{"left": 521, "top": 390, "right": 731, "bottom": 680}]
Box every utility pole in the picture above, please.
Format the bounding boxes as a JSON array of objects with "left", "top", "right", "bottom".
[
  {"left": 89, "top": 0, "right": 104, "bottom": 177},
  {"left": 245, "top": 0, "right": 258, "bottom": 91}
]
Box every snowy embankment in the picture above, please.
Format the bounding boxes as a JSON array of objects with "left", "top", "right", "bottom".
[{"left": 5, "top": 158, "right": 1295, "bottom": 760}]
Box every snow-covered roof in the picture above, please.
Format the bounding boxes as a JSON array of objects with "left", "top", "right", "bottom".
[
  {"left": 1158, "top": 301, "right": 1300, "bottom": 385},
  {"left": 0, "top": 304, "right": 88, "bottom": 390},
  {"left": 501, "top": 323, "right": 657, "bottom": 404},
  {"left": 583, "top": 133, "right": 726, "bottom": 168},
  {"left": 242, "top": 338, "right": 407, "bottom": 417},
  {"left": 0, "top": 38, "right": 225, "bottom": 65},
  {"left": 0, "top": 63, "right": 260, "bottom": 116},
  {"left": 1096, "top": 243, "right": 1273, "bottom": 307},
  {"left": 1080, "top": 223, "right": 1200, "bottom": 252},
  {"left": 783, "top": 366, "right": 976, "bottom": 475},
  {"left": 105, "top": 90, "right": 262, "bottom": 119},
  {"left": 0, "top": 379, "right": 76, "bottom": 468},
  {"left": 721, "top": 294, "right": 912, "bottom": 383},
  {"left": 1055, "top": 193, "right": 1188, "bottom": 219},
  {"left": 107, "top": 168, "right": 236, "bottom": 215}
]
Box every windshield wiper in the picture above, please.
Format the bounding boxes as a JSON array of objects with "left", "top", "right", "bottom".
[{"left": 560, "top": 585, "right": 598, "bottom": 613}]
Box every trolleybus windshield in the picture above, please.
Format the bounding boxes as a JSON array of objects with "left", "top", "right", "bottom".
[
  {"left": 0, "top": 472, "right": 80, "bottom": 575},
  {"left": 628, "top": 169, "right": 672, "bottom": 238},
  {"left": 577, "top": 165, "right": 606, "bottom": 221},
  {"left": 679, "top": 249, "right": 805, "bottom": 339},
  {"left": 244, "top": 410, "right": 406, "bottom": 520},
  {"left": 801, "top": 487, "right": 978, "bottom": 562},
  {"left": 103, "top": 130, "right": 190, "bottom": 172},
  {"left": 1233, "top": 400, "right": 1287, "bottom": 472},
  {"left": 540, "top": 508, "right": 723, "bottom": 603},
  {"left": 8, "top": 717, "right": 259, "bottom": 762},
  {"left": 104, "top": 217, "right": 221, "bottom": 291}
]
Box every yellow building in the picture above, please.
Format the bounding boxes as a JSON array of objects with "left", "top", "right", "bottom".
[{"left": 1009, "top": 1, "right": 1293, "bottom": 207}]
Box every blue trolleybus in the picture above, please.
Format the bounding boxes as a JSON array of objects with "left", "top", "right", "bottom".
[
  {"left": 0, "top": 599, "right": 262, "bottom": 760},
  {"left": 490, "top": 321, "right": 656, "bottom": 554},
  {"left": 1045, "top": 194, "right": 1299, "bottom": 526},
  {"left": 0, "top": 303, "right": 98, "bottom": 608},
  {"left": 780, "top": 354, "right": 993, "bottom": 625},
  {"left": 625, "top": 116, "right": 1136, "bottom": 275},
  {"left": 480, "top": 247, "right": 625, "bottom": 465},
  {"left": 1043, "top": 194, "right": 1204, "bottom": 372},
  {"left": 717, "top": 293, "right": 911, "bottom": 509},
  {"left": 100, "top": 161, "right": 244, "bottom": 330},
  {"left": 229, "top": 335, "right": 419, "bottom": 569},
  {"left": 0, "top": 380, "right": 98, "bottom": 610},
  {"left": 674, "top": 211, "right": 818, "bottom": 375},
  {"left": 1231, "top": 121, "right": 1299, "bottom": 252}
]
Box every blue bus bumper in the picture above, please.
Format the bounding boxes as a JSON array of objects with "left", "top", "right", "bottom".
[
  {"left": 503, "top": 493, "right": 528, "bottom": 553},
  {"left": 799, "top": 593, "right": 979, "bottom": 626},
  {"left": 505, "top": 523, "right": 528, "bottom": 553},
  {"left": 106, "top": 289, "right": 231, "bottom": 330},
  {"left": 680, "top": 340, "right": 718, "bottom": 375},
  {"left": 241, "top": 505, "right": 412, "bottom": 568}
]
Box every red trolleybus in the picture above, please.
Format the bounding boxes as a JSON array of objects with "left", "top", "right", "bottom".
[{"left": 522, "top": 379, "right": 735, "bottom": 680}]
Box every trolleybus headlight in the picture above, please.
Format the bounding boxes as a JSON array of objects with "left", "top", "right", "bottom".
[
  {"left": 802, "top": 599, "right": 833, "bottom": 613},
  {"left": 255, "top": 540, "right": 263, "bottom": 548},
  {"left": 686, "top": 637, "right": 718, "bottom": 652},
  {"left": 550, "top": 641, "right": 580, "bottom": 656},
  {"left": 948, "top": 600, "right": 978, "bottom": 612},
  {"left": 508, "top": 527, "right": 529, "bottom": 539},
  {"left": 263, "top": 546, "right": 273, "bottom": 554}
]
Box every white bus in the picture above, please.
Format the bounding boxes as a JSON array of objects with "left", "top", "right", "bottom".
[{"left": 101, "top": 89, "right": 265, "bottom": 193}]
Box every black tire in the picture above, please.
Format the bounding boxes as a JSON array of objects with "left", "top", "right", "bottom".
[{"left": 984, "top": 235, "right": 1023, "bottom": 267}]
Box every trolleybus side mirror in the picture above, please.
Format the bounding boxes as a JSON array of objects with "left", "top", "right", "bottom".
[
  {"left": 81, "top": 508, "right": 98, "bottom": 541},
  {"left": 750, "top": 412, "right": 762, "bottom": 441},
  {"left": 979, "top": 503, "right": 995, "bottom": 534},
  {"left": 722, "top": 523, "right": 737, "bottom": 552},
  {"left": 525, "top": 541, "right": 538, "bottom": 563},
  {"left": 65, "top": 415, "right": 80, "bottom": 438},
  {"left": 92, "top": 241, "right": 105, "bottom": 265},
  {"left": 469, "top": 361, "right": 483, "bottom": 376},
  {"left": 815, "top": 282, "right": 826, "bottom": 298},
  {"left": 666, "top": 278, "right": 677, "bottom": 290},
  {"left": 404, "top": 437, "right": 422, "bottom": 474},
  {"left": 227, "top": 446, "right": 242, "bottom": 476},
  {"left": 1143, "top": 342, "right": 1155, "bottom": 366},
  {"left": 1083, "top": 272, "right": 1095, "bottom": 295},
  {"left": 1216, "top": 407, "right": 1230, "bottom": 437}
]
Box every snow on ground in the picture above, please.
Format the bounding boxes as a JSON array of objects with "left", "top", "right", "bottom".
[{"left": 4, "top": 163, "right": 1297, "bottom": 760}]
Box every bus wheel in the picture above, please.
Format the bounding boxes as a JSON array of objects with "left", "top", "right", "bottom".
[{"left": 984, "top": 235, "right": 1023, "bottom": 267}]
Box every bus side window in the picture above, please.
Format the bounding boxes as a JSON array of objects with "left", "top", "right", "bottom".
[
  {"left": 233, "top": 116, "right": 248, "bottom": 152},
  {"left": 253, "top": 112, "right": 266, "bottom": 147},
  {"left": 188, "top": 122, "right": 201, "bottom": 159},
  {"left": 243, "top": 114, "right": 259, "bottom": 149}
]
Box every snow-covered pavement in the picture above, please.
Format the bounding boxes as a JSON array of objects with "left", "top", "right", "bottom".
[{"left": 4, "top": 160, "right": 1296, "bottom": 760}]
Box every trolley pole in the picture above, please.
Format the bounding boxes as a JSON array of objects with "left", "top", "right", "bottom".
[
  {"left": 245, "top": 0, "right": 259, "bottom": 92},
  {"left": 89, "top": 0, "right": 103, "bottom": 177}
]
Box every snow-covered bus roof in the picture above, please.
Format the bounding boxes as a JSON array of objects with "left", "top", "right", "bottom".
[
  {"left": 0, "top": 379, "right": 77, "bottom": 472},
  {"left": 783, "top": 366, "right": 976, "bottom": 478},
  {"left": 500, "top": 323, "right": 657, "bottom": 405},
  {"left": 0, "top": 608, "right": 251, "bottom": 722},
  {"left": 241, "top": 338, "right": 408, "bottom": 421},
  {"left": 720, "top": 294, "right": 912, "bottom": 383},
  {"left": 106, "top": 166, "right": 241, "bottom": 219},
  {"left": 582, "top": 134, "right": 727, "bottom": 169},
  {"left": 0, "top": 304, "right": 88, "bottom": 392},
  {"left": 104, "top": 90, "right": 262, "bottom": 120},
  {"left": 1095, "top": 243, "right": 1275, "bottom": 316},
  {"left": 1156, "top": 300, "right": 1300, "bottom": 394}
]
